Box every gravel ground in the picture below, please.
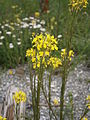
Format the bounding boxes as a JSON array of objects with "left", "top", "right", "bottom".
[{"left": 0, "top": 64, "right": 90, "bottom": 120}]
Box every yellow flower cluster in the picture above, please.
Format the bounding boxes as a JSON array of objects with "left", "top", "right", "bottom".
[
  {"left": 48, "top": 57, "right": 62, "bottom": 69},
  {"left": 81, "top": 117, "right": 88, "bottom": 120},
  {"left": 69, "top": 0, "right": 88, "bottom": 12},
  {"left": 26, "top": 34, "right": 59, "bottom": 69},
  {"left": 0, "top": 116, "right": 6, "bottom": 120},
  {"left": 61, "top": 49, "right": 74, "bottom": 61},
  {"left": 13, "top": 91, "right": 26, "bottom": 104},
  {"left": 86, "top": 95, "right": 90, "bottom": 109}
]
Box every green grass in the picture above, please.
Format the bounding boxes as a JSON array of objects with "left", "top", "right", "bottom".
[{"left": 0, "top": 0, "right": 90, "bottom": 68}]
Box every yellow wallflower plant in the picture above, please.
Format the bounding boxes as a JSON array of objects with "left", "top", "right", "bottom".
[
  {"left": 26, "top": 33, "right": 59, "bottom": 69},
  {"left": 69, "top": 0, "right": 88, "bottom": 12}
]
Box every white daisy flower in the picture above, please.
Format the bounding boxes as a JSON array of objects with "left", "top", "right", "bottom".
[
  {"left": 0, "top": 36, "right": 5, "bottom": 40},
  {"left": 6, "top": 31, "right": 12, "bottom": 35},
  {"left": 17, "top": 38, "right": 21, "bottom": 41},
  {"left": 1, "top": 26, "right": 4, "bottom": 29},
  {"left": 9, "top": 43, "right": 14, "bottom": 48},
  {"left": 58, "top": 34, "right": 62, "bottom": 39},
  {"left": 17, "top": 42, "right": 21, "bottom": 45},
  {"left": 29, "top": 26, "right": 32, "bottom": 29},
  {"left": 23, "top": 17, "right": 29, "bottom": 21},
  {"left": 5, "top": 24, "right": 9, "bottom": 27},
  {"left": 40, "top": 20, "right": 45, "bottom": 25},
  {"left": 29, "top": 16, "right": 34, "bottom": 20},
  {"left": 37, "top": 24, "right": 41, "bottom": 28},
  {"left": 12, "top": 35, "right": 16, "bottom": 38},
  {"left": 40, "top": 27, "right": 46, "bottom": 32},
  {"left": 21, "top": 23, "right": 29, "bottom": 28},
  {"left": 0, "top": 42, "right": 3, "bottom": 45}
]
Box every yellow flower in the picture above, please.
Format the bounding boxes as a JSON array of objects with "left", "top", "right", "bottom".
[
  {"left": 13, "top": 91, "right": 26, "bottom": 104},
  {"left": 26, "top": 33, "right": 58, "bottom": 69},
  {"left": 32, "top": 32, "right": 35, "bottom": 37},
  {"left": 53, "top": 98, "right": 58, "bottom": 105},
  {"left": 61, "top": 49, "right": 67, "bottom": 60},
  {"left": 61, "top": 49, "right": 74, "bottom": 61},
  {"left": 37, "top": 62, "right": 40, "bottom": 68},
  {"left": 9, "top": 70, "right": 13, "bottom": 75},
  {"left": 48, "top": 57, "right": 62, "bottom": 69},
  {"left": 68, "top": 50, "right": 74, "bottom": 61},
  {"left": 32, "top": 57, "right": 36, "bottom": 62},
  {"left": 33, "top": 63, "right": 36, "bottom": 69},
  {"left": 86, "top": 95, "right": 90, "bottom": 109},
  {"left": 17, "top": 18, "right": 21, "bottom": 23},
  {"left": 0, "top": 116, "right": 7, "bottom": 120},
  {"left": 81, "top": 116, "right": 88, "bottom": 120},
  {"left": 45, "top": 51, "right": 49, "bottom": 56},
  {"left": 35, "top": 12, "right": 40, "bottom": 18},
  {"left": 39, "top": 51, "right": 44, "bottom": 57},
  {"left": 86, "top": 95, "right": 90, "bottom": 101},
  {"left": 3, "top": 118, "right": 7, "bottom": 120},
  {"left": 0, "top": 116, "right": 3, "bottom": 120}
]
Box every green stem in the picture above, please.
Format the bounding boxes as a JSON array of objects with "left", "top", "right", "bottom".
[
  {"left": 36, "top": 67, "right": 43, "bottom": 119},
  {"left": 41, "top": 83, "right": 57, "bottom": 120},
  {"left": 49, "top": 71, "right": 52, "bottom": 120},
  {"left": 60, "top": 63, "right": 66, "bottom": 120},
  {"left": 79, "top": 108, "right": 89, "bottom": 120},
  {"left": 56, "top": 0, "right": 61, "bottom": 36},
  {"left": 16, "top": 104, "right": 19, "bottom": 120},
  {"left": 29, "top": 61, "right": 36, "bottom": 120},
  {"left": 33, "top": 75, "right": 37, "bottom": 120}
]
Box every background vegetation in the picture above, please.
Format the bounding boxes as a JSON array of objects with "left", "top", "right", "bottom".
[{"left": 0, "top": 0, "right": 90, "bottom": 68}]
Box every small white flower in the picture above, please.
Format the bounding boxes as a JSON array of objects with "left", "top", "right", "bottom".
[
  {"left": 40, "top": 27, "right": 46, "bottom": 32},
  {"left": 23, "top": 17, "right": 29, "bottom": 21},
  {"left": 30, "top": 26, "right": 32, "bottom": 29},
  {"left": 29, "top": 23, "right": 33, "bottom": 26},
  {"left": 0, "top": 31, "right": 2, "bottom": 34},
  {"left": 0, "top": 36, "right": 5, "bottom": 40},
  {"left": 5, "top": 24, "right": 9, "bottom": 27},
  {"left": 33, "top": 25, "right": 37, "bottom": 29},
  {"left": 37, "top": 24, "right": 41, "bottom": 28},
  {"left": 21, "top": 23, "right": 29, "bottom": 28},
  {"left": 17, "top": 42, "right": 21, "bottom": 45},
  {"left": 0, "top": 42, "right": 3, "bottom": 45},
  {"left": 1, "top": 26, "right": 4, "bottom": 29},
  {"left": 40, "top": 20, "right": 45, "bottom": 25},
  {"left": 14, "top": 23, "right": 20, "bottom": 26},
  {"left": 9, "top": 43, "right": 14, "bottom": 48},
  {"left": 6, "top": 31, "right": 12, "bottom": 35},
  {"left": 36, "top": 19, "right": 40, "bottom": 22},
  {"left": 29, "top": 16, "right": 34, "bottom": 20},
  {"left": 12, "top": 35, "right": 16, "bottom": 38},
  {"left": 17, "top": 38, "right": 21, "bottom": 41},
  {"left": 58, "top": 34, "right": 62, "bottom": 39}
]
